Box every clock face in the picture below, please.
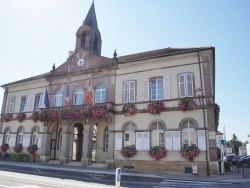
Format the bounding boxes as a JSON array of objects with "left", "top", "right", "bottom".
[{"left": 77, "top": 58, "right": 84, "bottom": 66}]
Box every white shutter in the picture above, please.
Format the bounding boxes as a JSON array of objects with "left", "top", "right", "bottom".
[
  {"left": 9, "top": 134, "right": 16, "bottom": 147},
  {"left": 15, "top": 97, "right": 21, "bottom": 112},
  {"left": 142, "top": 132, "right": 150, "bottom": 150},
  {"left": 37, "top": 134, "right": 42, "bottom": 148},
  {"left": 29, "top": 95, "right": 35, "bottom": 111},
  {"left": 123, "top": 82, "right": 128, "bottom": 103},
  {"left": 23, "top": 134, "right": 31, "bottom": 147},
  {"left": 178, "top": 75, "right": 186, "bottom": 98},
  {"left": 165, "top": 131, "right": 173, "bottom": 150},
  {"left": 25, "top": 95, "right": 30, "bottom": 112},
  {"left": 41, "top": 93, "right": 45, "bottom": 108},
  {"left": 198, "top": 130, "right": 206, "bottom": 151},
  {"left": 143, "top": 79, "right": 149, "bottom": 101},
  {"left": 186, "top": 74, "right": 194, "bottom": 97},
  {"left": 136, "top": 132, "right": 143, "bottom": 150},
  {"left": 173, "top": 131, "right": 181, "bottom": 151},
  {"left": 163, "top": 76, "right": 170, "bottom": 99},
  {"left": 115, "top": 133, "right": 122, "bottom": 150},
  {"left": 0, "top": 134, "right": 3, "bottom": 145},
  {"left": 129, "top": 81, "right": 135, "bottom": 102}
]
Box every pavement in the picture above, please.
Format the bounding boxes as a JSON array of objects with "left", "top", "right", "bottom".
[{"left": 0, "top": 160, "right": 250, "bottom": 184}]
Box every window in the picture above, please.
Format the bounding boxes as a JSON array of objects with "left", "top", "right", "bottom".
[
  {"left": 16, "top": 127, "right": 24, "bottom": 144},
  {"left": 95, "top": 83, "right": 106, "bottom": 103},
  {"left": 31, "top": 127, "right": 38, "bottom": 145},
  {"left": 136, "top": 132, "right": 150, "bottom": 150},
  {"left": 182, "top": 120, "right": 197, "bottom": 147},
  {"left": 178, "top": 73, "right": 194, "bottom": 98},
  {"left": 73, "top": 87, "right": 83, "bottom": 105},
  {"left": 21, "top": 96, "right": 29, "bottom": 112},
  {"left": 123, "top": 81, "right": 135, "bottom": 103},
  {"left": 7, "top": 97, "right": 15, "bottom": 113},
  {"left": 81, "top": 32, "right": 86, "bottom": 48},
  {"left": 104, "top": 127, "right": 109, "bottom": 151},
  {"left": 4, "top": 128, "right": 10, "bottom": 144},
  {"left": 151, "top": 122, "right": 164, "bottom": 147},
  {"left": 54, "top": 90, "right": 62, "bottom": 107},
  {"left": 58, "top": 129, "right": 62, "bottom": 149},
  {"left": 143, "top": 76, "right": 170, "bottom": 101},
  {"left": 35, "top": 94, "right": 43, "bottom": 111},
  {"left": 124, "top": 123, "right": 136, "bottom": 146},
  {"left": 151, "top": 79, "right": 163, "bottom": 100}
]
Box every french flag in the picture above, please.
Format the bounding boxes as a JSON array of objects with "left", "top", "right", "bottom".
[{"left": 65, "top": 85, "right": 71, "bottom": 105}]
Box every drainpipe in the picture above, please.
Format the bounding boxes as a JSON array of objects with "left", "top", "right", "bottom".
[{"left": 198, "top": 51, "right": 210, "bottom": 176}]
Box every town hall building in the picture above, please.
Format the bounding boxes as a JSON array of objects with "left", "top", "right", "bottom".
[{"left": 0, "top": 2, "right": 217, "bottom": 176}]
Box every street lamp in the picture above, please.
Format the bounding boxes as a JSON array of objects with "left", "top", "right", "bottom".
[{"left": 195, "top": 87, "right": 202, "bottom": 105}]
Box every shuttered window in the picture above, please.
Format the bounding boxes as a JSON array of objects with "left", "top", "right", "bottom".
[
  {"left": 21, "top": 96, "right": 30, "bottom": 112},
  {"left": 7, "top": 97, "right": 15, "bottom": 113},
  {"left": 115, "top": 133, "right": 122, "bottom": 150},
  {"left": 178, "top": 73, "right": 194, "bottom": 98},
  {"left": 173, "top": 131, "right": 181, "bottom": 151},
  {"left": 163, "top": 76, "right": 170, "bottom": 99},
  {"left": 165, "top": 131, "right": 173, "bottom": 150},
  {"left": 136, "top": 132, "right": 150, "bottom": 150},
  {"left": 123, "top": 81, "right": 135, "bottom": 103},
  {"left": 198, "top": 130, "right": 206, "bottom": 151}
]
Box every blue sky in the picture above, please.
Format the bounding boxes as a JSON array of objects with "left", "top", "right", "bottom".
[{"left": 0, "top": 0, "right": 249, "bottom": 142}]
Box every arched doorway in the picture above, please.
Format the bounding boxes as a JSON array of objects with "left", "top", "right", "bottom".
[
  {"left": 72, "top": 123, "right": 83, "bottom": 161},
  {"left": 94, "top": 120, "right": 109, "bottom": 163}
]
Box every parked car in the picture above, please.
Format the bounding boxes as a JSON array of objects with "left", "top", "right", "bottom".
[
  {"left": 225, "top": 154, "right": 236, "bottom": 162},
  {"left": 240, "top": 156, "right": 250, "bottom": 167}
]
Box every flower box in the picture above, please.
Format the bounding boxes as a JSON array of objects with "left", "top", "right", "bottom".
[
  {"left": 14, "top": 143, "right": 23, "bottom": 153},
  {"left": 121, "top": 145, "right": 137, "bottom": 158},
  {"left": 178, "top": 98, "right": 197, "bottom": 111},
  {"left": 180, "top": 146, "right": 200, "bottom": 161},
  {"left": 3, "top": 113, "right": 13, "bottom": 122},
  {"left": 148, "top": 146, "right": 167, "bottom": 160},
  {"left": 30, "top": 112, "right": 39, "bottom": 122},
  {"left": 16, "top": 113, "right": 26, "bottom": 122},
  {"left": 92, "top": 105, "right": 107, "bottom": 119},
  {"left": 122, "top": 103, "right": 137, "bottom": 116},
  {"left": 0, "top": 143, "right": 9, "bottom": 152},
  {"left": 147, "top": 101, "right": 165, "bottom": 115}
]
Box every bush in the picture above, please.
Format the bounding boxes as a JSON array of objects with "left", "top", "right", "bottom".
[
  {"left": 224, "top": 161, "right": 233, "bottom": 171},
  {"left": 12, "top": 153, "right": 29, "bottom": 162}
]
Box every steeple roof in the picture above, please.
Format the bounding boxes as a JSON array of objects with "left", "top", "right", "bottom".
[{"left": 83, "top": 2, "right": 98, "bottom": 29}]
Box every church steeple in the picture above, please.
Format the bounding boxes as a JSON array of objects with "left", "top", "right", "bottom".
[{"left": 75, "top": 1, "right": 102, "bottom": 55}]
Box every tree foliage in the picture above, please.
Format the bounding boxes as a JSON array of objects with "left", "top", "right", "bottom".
[
  {"left": 226, "top": 134, "right": 243, "bottom": 153},
  {"left": 214, "top": 103, "right": 220, "bottom": 131}
]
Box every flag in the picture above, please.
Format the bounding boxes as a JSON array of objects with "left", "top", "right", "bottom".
[
  {"left": 65, "top": 85, "right": 71, "bottom": 105},
  {"left": 44, "top": 87, "right": 50, "bottom": 109},
  {"left": 85, "top": 78, "right": 93, "bottom": 105}
]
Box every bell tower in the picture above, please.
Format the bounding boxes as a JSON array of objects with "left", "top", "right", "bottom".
[{"left": 75, "top": 2, "right": 102, "bottom": 55}]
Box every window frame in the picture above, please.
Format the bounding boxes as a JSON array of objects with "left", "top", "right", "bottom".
[
  {"left": 123, "top": 123, "right": 136, "bottom": 147},
  {"left": 21, "top": 96, "right": 29, "bottom": 112},
  {"left": 95, "top": 83, "right": 106, "bottom": 104},
  {"left": 4, "top": 128, "right": 10, "bottom": 144},
  {"left": 182, "top": 120, "right": 197, "bottom": 147},
  {"left": 151, "top": 78, "right": 163, "bottom": 101},
  {"left": 54, "top": 90, "right": 63, "bottom": 107},
  {"left": 16, "top": 127, "right": 24, "bottom": 145},
  {"left": 7, "top": 97, "right": 15, "bottom": 113},
  {"left": 123, "top": 81, "right": 135, "bottom": 103},
  {"left": 178, "top": 73, "right": 194, "bottom": 98},
  {"left": 35, "top": 93, "right": 43, "bottom": 111},
  {"left": 151, "top": 122, "right": 164, "bottom": 147},
  {"left": 31, "top": 127, "right": 38, "bottom": 145},
  {"left": 73, "top": 86, "right": 83, "bottom": 105}
]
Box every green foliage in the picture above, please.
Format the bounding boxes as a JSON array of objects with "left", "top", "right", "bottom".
[
  {"left": 12, "top": 153, "right": 29, "bottom": 161},
  {"left": 214, "top": 103, "right": 220, "bottom": 131},
  {"left": 229, "top": 134, "right": 243, "bottom": 153},
  {"left": 224, "top": 161, "right": 233, "bottom": 171}
]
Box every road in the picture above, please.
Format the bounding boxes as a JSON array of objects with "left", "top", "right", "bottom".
[
  {"left": 0, "top": 163, "right": 162, "bottom": 188},
  {"left": 0, "top": 163, "right": 249, "bottom": 188}
]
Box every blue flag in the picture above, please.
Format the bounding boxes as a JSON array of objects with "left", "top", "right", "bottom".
[{"left": 44, "top": 87, "right": 50, "bottom": 109}]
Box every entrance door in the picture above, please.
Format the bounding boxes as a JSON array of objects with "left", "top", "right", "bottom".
[
  {"left": 50, "top": 124, "right": 58, "bottom": 160},
  {"left": 72, "top": 123, "right": 83, "bottom": 161}
]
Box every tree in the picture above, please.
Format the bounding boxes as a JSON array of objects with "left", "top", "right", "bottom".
[{"left": 227, "top": 134, "right": 243, "bottom": 153}]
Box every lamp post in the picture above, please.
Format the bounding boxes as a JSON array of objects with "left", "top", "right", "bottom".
[{"left": 195, "top": 87, "right": 202, "bottom": 105}]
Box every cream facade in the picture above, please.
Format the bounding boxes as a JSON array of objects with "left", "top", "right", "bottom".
[{"left": 0, "top": 2, "right": 217, "bottom": 176}]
